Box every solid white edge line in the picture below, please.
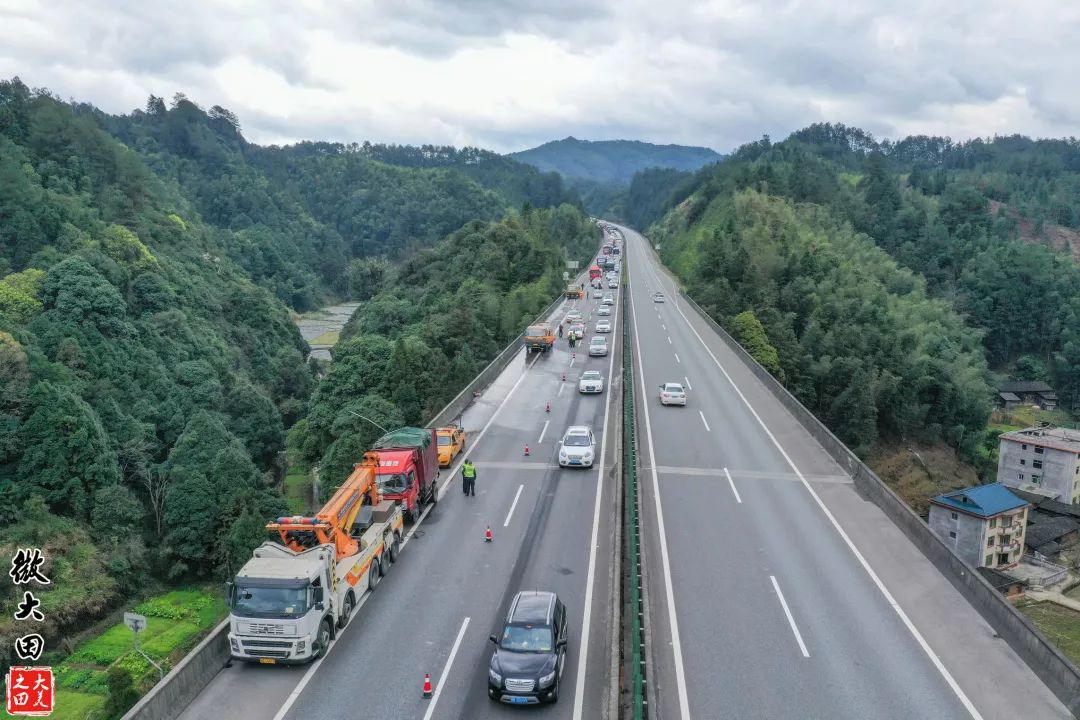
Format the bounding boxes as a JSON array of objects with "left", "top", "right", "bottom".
[
  {"left": 770, "top": 576, "right": 810, "bottom": 658},
  {"left": 723, "top": 467, "right": 743, "bottom": 504},
  {"left": 538, "top": 419, "right": 550, "bottom": 444},
  {"left": 273, "top": 340, "right": 546, "bottom": 719},
  {"left": 421, "top": 617, "right": 471, "bottom": 720},
  {"left": 698, "top": 411, "right": 710, "bottom": 432},
  {"left": 503, "top": 484, "right": 525, "bottom": 527},
  {"left": 655, "top": 231, "right": 985, "bottom": 720},
  {"left": 572, "top": 291, "right": 620, "bottom": 720},
  {"left": 628, "top": 256, "right": 692, "bottom": 720}
]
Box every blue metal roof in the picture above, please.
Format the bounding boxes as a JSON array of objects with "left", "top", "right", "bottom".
[{"left": 931, "top": 483, "right": 1028, "bottom": 518}]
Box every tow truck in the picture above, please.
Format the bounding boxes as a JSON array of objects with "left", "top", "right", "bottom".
[{"left": 227, "top": 454, "right": 404, "bottom": 664}]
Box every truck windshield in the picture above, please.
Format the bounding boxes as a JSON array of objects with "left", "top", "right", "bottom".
[
  {"left": 500, "top": 625, "right": 554, "bottom": 653},
  {"left": 233, "top": 585, "right": 310, "bottom": 619},
  {"left": 378, "top": 473, "right": 409, "bottom": 493}
]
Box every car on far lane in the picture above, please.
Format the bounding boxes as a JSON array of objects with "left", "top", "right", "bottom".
[
  {"left": 588, "top": 336, "right": 608, "bottom": 357},
  {"left": 602, "top": 294, "right": 614, "bottom": 306},
  {"left": 608, "top": 280, "right": 618, "bottom": 289},
  {"left": 653, "top": 292, "right": 665, "bottom": 303},
  {"left": 659, "top": 382, "right": 687, "bottom": 406},
  {"left": 578, "top": 370, "right": 604, "bottom": 394},
  {"left": 595, "top": 319, "right": 612, "bottom": 333},
  {"left": 558, "top": 426, "right": 596, "bottom": 467},
  {"left": 564, "top": 310, "right": 582, "bottom": 324},
  {"left": 597, "top": 306, "right": 611, "bottom": 317}
]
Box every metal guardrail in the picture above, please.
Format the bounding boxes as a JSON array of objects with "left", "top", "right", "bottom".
[{"left": 621, "top": 268, "right": 647, "bottom": 720}]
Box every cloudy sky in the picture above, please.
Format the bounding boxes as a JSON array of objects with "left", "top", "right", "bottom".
[{"left": 1, "top": 0, "right": 1078, "bottom": 153}]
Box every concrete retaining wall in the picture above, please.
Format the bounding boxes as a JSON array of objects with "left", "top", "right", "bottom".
[
  {"left": 677, "top": 290, "right": 1080, "bottom": 715},
  {"left": 427, "top": 292, "right": 566, "bottom": 429},
  {"left": 120, "top": 620, "right": 230, "bottom": 720}
]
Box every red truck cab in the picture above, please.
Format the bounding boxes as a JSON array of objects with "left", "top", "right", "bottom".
[
  {"left": 589, "top": 265, "right": 601, "bottom": 281},
  {"left": 371, "top": 427, "right": 440, "bottom": 522}
]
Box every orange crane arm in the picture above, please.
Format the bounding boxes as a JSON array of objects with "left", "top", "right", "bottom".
[{"left": 266, "top": 452, "right": 382, "bottom": 560}]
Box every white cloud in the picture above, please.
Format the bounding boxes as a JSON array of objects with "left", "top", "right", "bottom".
[{"left": 0, "top": 0, "right": 1078, "bottom": 153}]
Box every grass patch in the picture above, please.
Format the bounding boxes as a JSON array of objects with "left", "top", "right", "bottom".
[
  {"left": 308, "top": 329, "right": 340, "bottom": 346},
  {"left": 8, "top": 589, "right": 228, "bottom": 717},
  {"left": 0, "top": 688, "right": 107, "bottom": 720},
  {"left": 1016, "top": 600, "right": 1080, "bottom": 666},
  {"left": 284, "top": 467, "right": 312, "bottom": 514}
]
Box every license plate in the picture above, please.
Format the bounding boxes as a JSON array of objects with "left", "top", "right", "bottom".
[
  {"left": 509, "top": 697, "right": 529, "bottom": 704},
  {"left": 259, "top": 658, "right": 276, "bottom": 664}
]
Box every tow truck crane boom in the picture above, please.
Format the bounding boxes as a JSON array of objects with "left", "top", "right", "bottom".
[{"left": 266, "top": 452, "right": 382, "bottom": 560}]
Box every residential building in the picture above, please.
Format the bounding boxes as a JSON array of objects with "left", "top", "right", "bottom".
[
  {"left": 929, "top": 483, "right": 1029, "bottom": 570},
  {"left": 998, "top": 380, "right": 1058, "bottom": 410},
  {"left": 976, "top": 567, "right": 1025, "bottom": 599},
  {"left": 997, "top": 392, "right": 1021, "bottom": 411},
  {"left": 997, "top": 427, "right": 1080, "bottom": 503}
]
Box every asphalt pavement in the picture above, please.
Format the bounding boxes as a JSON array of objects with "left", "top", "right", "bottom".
[
  {"left": 619, "top": 222, "right": 1071, "bottom": 720},
  {"left": 176, "top": 277, "right": 622, "bottom": 720}
]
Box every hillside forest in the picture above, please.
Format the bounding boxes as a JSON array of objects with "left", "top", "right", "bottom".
[
  {"left": 639, "top": 125, "right": 1080, "bottom": 496},
  {"left": 0, "top": 77, "right": 596, "bottom": 686}
]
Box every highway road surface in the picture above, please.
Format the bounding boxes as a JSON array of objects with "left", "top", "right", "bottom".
[
  {"left": 177, "top": 279, "right": 622, "bottom": 720},
  {"left": 618, "top": 221, "right": 1071, "bottom": 720}
]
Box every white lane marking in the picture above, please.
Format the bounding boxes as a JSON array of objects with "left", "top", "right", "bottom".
[
  {"left": 667, "top": 336, "right": 672, "bottom": 344},
  {"left": 662, "top": 323, "right": 666, "bottom": 330},
  {"left": 558, "top": 382, "right": 565, "bottom": 397},
  {"left": 572, "top": 292, "right": 619, "bottom": 720},
  {"left": 570, "top": 356, "right": 576, "bottom": 368},
  {"left": 272, "top": 349, "right": 543, "bottom": 720},
  {"left": 770, "top": 576, "right": 809, "bottom": 658},
  {"left": 503, "top": 484, "right": 525, "bottom": 527},
  {"left": 538, "top": 419, "right": 550, "bottom": 444},
  {"left": 698, "top": 411, "right": 710, "bottom": 432},
  {"left": 674, "top": 353, "right": 680, "bottom": 364},
  {"left": 684, "top": 376, "right": 692, "bottom": 390},
  {"left": 421, "top": 617, "right": 471, "bottom": 720},
  {"left": 627, "top": 261, "right": 691, "bottom": 720},
  {"left": 648, "top": 230, "right": 985, "bottom": 720},
  {"left": 723, "top": 467, "right": 743, "bottom": 504}
]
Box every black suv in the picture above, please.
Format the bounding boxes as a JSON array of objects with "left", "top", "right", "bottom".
[{"left": 488, "top": 591, "right": 568, "bottom": 705}]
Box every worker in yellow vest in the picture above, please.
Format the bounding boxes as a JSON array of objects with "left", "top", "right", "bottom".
[{"left": 462, "top": 459, "right": 476, "bottom": 497}]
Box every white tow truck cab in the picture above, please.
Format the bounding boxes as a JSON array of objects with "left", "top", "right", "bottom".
[{"left": 227, "top": 500, "right": 403, "bottom": 664}]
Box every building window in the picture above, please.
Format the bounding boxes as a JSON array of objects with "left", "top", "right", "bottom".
[
  {"left": 1002, "top": 534, "right": 1011, "bottom": 545},
  {"left": 1020, "top": 459, "right": 1026, "bottom": 465},
  {"left": 951, "top": 512, "right": 958, "bottom": 520},
  {"left": 1022, "top": 444, "right": 1028, "bottom": 450},
  {"left": 949, "top": 531, "right": 957, "bottom": 538},
  {"left": 1033, "top": 459, "right": 1043, "bottom": 469},
  {"left": 1019, "top": 473, "right": 1025, "bottom": 481},
  {"left": 987, "top": 536, "right": 994, "bottom": 547},
  {"left": 989, "top": 518, "right": 997, "bottom": 528},
  {"left": 1033, "top": 475, "right": 1042, "bottom": 484},
  {"left": 1035, "top": 446, "right": 1044, "bottom": 454},
  {"left": 998, "top": 553, "right": 1010, "bottom": 565},
  {"left": 985, "top": 554, "right": 993, "bottom": 566}
]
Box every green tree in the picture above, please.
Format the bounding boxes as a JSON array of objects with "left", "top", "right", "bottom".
[
  {"left": 346, "top": 257, "right": 391, "bottom": 300},
  {"left": 104, "top": 665, "right": 140, "bottom": 717},
  {"left": 733, "top": 310, "right": 783, "bottom": 378}
]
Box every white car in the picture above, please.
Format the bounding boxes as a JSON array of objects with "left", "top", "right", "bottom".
[
  {"left": 608, "top": 280, "right": 618, "bottom": 289},
  {"left": 591, "top": 289, "right": 603, "bottom": 299},
  {"left": 578, "top": 370, "right": 604, "bottom": 394},
  {"left": 597, "top": 306, "right": 612, "bottom": 317},
  {"left": 653, "top": 292, "right": 665, "bottom": 303},
  {"left": 659, "top": 382, "right": 687, "bottom": 406},
  {"left": 564, "top": 310, "right": 582, "bottom": 324},
  {"left": 595, "top": 320, "right": 612, "bottom": 333},
  {"left": 602, "top": 295, "right": 614, "bottom": 306},
  {"left": 559, "top": 426, "right": 596, "bottom": 467},
  {"left": 589, "top": 336, "right": 608, "bottom": 356}
]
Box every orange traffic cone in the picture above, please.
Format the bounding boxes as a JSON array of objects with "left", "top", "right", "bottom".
[
  {"left": 546, "top": 401, "right": 550, "bottom": 413},
  {"left": 485, "top": 526, "right": 493, "bottom": 543},
  {"left": 524, "top": 444, "right": 530, "bottom": 456},
  {"left": 423, "top": 673, "right": 433, "bottom": 699},
  {"left": 562, "top": 372, "right": 566, "bottom": 381}
]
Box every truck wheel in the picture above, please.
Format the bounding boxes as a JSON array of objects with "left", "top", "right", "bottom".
[
  {"left": 431, "top": 483, "right": 438, "bottom": 507},
  {"left": 316, "top": 619, "right": 332, "bottom": 658},
  {"left": 369, "top": 562, "right": 381, "bottom": 589},
  {"left": 337, "top": 593, "right": 354, "bottom": 630},
  {"left": 389, "top": 534, "right": 400, "bottom": 563},
  {"left": 410, "top": 503, "right": 420, "bottom": 523}
]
